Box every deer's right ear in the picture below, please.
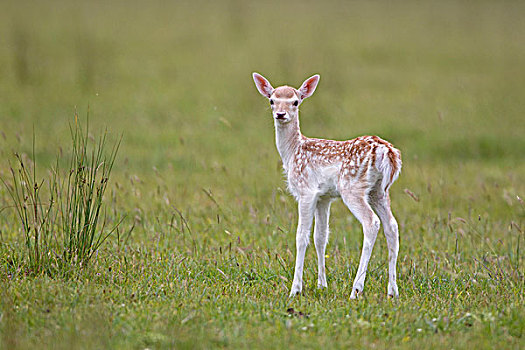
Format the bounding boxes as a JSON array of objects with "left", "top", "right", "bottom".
[{"left": 253, "top": 72, "right": 274, "bottom": 98}]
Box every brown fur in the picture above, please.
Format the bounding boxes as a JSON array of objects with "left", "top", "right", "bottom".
[{"left": 273, "top": 86, "right": 298, "bottom": 99}]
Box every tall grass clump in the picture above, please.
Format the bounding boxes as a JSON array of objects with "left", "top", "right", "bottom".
[{"left": 2, "top": 115, "right": 122, "bottom": 276}]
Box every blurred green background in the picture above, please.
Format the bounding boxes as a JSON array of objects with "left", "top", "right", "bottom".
[{"left": 1, "top": 0, "right": 524, "bottom": 168}]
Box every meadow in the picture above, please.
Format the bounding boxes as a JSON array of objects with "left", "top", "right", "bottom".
[{"left": 0, "top": 0, "right": 524, "bottom": 348}]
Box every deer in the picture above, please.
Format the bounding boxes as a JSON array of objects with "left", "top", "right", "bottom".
[{"left": 252, "top": 72, "right": 402, "bottom": 299}]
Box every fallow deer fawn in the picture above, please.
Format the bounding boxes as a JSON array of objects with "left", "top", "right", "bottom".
[{"left": 253, "top": 73, "right": 402, "bottom": 299}]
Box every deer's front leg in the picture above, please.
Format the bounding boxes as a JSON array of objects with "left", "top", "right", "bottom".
[
  {"left": 314, "top": 198, "right": 331, "bottom": 289},
  {"left": 290, "top": 197, "right": 316, "bottom": 297}
]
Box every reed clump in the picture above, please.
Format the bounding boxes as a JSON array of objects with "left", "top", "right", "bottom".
[{"left": 2, "top": 114, "right": 121, "bottom": 276}]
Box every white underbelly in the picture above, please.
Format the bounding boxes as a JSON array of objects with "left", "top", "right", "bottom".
[
  {"left": 287, "top": 163, "right": 342, "bottom": 199},
  {"left": 317, "top": 179, "right": 340, "bottom": 198}
]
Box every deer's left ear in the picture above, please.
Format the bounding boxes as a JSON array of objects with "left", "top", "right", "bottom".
[
  {"left": 298, "top": 74, "right": 320, "bottom": 100},
  {"left": 253, "top": 72, "right": 274, "bottom": 98}
]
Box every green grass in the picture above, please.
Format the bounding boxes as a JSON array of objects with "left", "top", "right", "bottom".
[
  {"left": 0, "top": 0, "right": 524, "bottom": 348},
  {"left": 2, "top": 118, "right": 121, "bottom": 276}
]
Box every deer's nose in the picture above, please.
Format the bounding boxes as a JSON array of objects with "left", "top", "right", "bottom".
[{"left": 276, "top": 112, "right": 286, "bottom": 119}]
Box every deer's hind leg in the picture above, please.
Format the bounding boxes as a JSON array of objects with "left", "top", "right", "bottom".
[
  {"left": 369, "top": 184, "right": 400, "bottom": 298},
  {"left": 341, "top": 189, "right": 380, "bottom": 299}
]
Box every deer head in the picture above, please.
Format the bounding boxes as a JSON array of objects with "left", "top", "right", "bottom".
[{"left": 253, "top": 73, "right": 320, "bottom": 124}]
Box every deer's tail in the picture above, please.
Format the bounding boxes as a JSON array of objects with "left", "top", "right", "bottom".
[{"left": 375, "top": 144, "right": 402, "bottom": 192}]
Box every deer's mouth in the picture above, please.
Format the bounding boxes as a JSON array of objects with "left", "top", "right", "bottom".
[{"left": 274, "top": 111, "right": 288, "bottom": 120}]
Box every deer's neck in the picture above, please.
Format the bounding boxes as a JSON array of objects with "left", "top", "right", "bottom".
[{"left": 274, "top": 117, "right": 302, "bottom": 170}]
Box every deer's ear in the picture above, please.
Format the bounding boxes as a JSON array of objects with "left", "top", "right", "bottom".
[
  {"left": 298, "top": 74, "right": 320, "bottom": 100},
  {"left": 252, "top": 72, "right": 274, "bottom": 98}
]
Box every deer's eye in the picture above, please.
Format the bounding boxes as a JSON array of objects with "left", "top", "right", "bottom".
[
  {"left": 293, "top": 100, "right": 298, "bottom": 106},
  {"left": 270, "top": 99, "right": 274, "bottom": 105}
]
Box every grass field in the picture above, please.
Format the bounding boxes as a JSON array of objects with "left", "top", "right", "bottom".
[{"left": 1, "top": 0, "right": 524, "bottom": 348}]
